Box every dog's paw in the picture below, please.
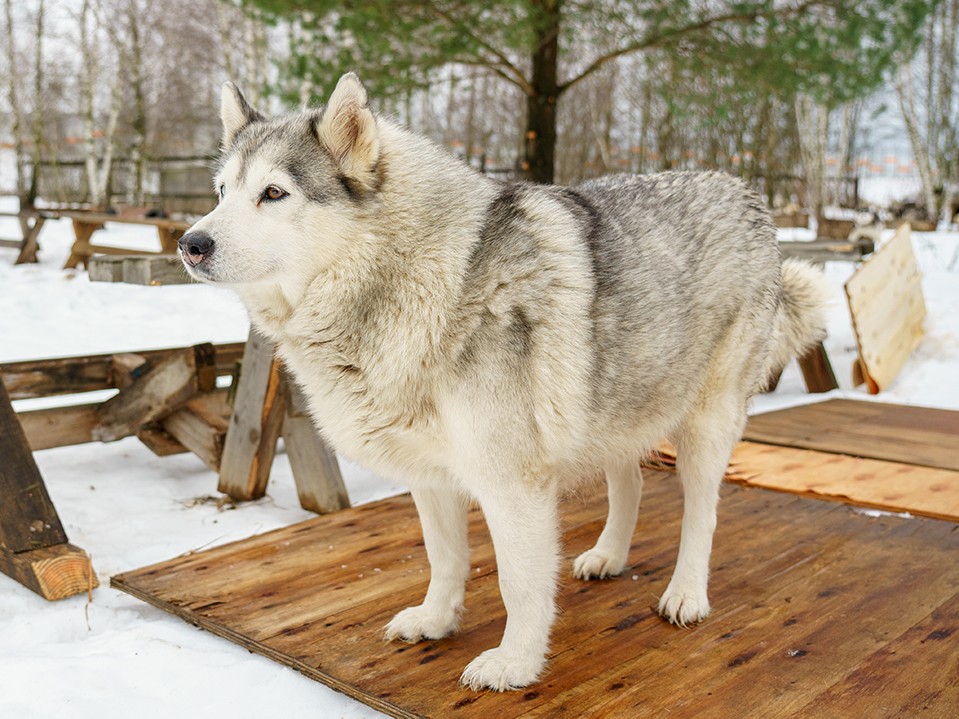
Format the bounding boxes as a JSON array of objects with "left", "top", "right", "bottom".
[
  {"left": 385, "top": 604, "right": 459, "bottom": 643},
  {"left": 657, "top": 582, "right": 711, "bottom": 627},
  {"left": 460, "top": 647, "right": 544, "bottom": 691},
  {"left": 572, "top": 547, "right": 626, "bottom": 580}
]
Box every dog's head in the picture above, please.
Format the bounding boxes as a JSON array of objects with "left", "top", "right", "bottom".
[{"left": 179, "top": 73, "right": 380, "bottom": 285}]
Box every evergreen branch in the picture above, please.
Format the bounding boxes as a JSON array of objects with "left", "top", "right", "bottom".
[
  {"left": 559, "top": 0, "right": 826, "bottom": 95},
  {"left": 418, "top": 0, "right": 535, "bottom": 95}
]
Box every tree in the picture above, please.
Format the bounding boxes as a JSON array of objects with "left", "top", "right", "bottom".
[
  {"left": 897, "top": 0, "right": 958, "bottom": 222},
  {"left": 247, "top": 0, "right": 935, "bottom": 184}
]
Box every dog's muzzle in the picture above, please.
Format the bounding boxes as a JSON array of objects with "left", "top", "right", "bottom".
[{"left": 178, "top": 231, "right": 214, "bottom": 267}]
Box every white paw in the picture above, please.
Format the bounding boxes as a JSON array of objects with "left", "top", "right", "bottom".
[
  {"left": 657, "top": 582, "right": 711, "bottom": 627},
  {"left": 573, "top": 547, "right": 626, "bottom": 580},
  {"left": 460, "top": 647, "right": 544, "bottom": 691},
  {"left": 384, "top": 604, "right": 460, "bottom": 643}
]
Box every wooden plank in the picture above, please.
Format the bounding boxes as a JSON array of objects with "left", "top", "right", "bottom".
[
  {"left": 56, "top": 209, "right": 191, "bottom": 231},
  {"left": 112, "top": 474, "right": 959, "bottom": 718},
  {"left": 87, "top": 255, "right": 126, "bottom": 282},
  {"left": 218, "top": 331, "right": 286, "bottom": 500},
  {"left": 162, "top": 392, "right": 231, "bottom": 472},
  {"left": 0, "top": 379, "right": 69, "bottom": 551},
  {"left": 19, "top": 404, "right": 101, "bottom": 450},
  {"left": 136, "top": 425, "right": 189, "bottom": 457},
  {"left": 0, "top": 342, "right": 243, "bottom": 401},
  {"left": 744, "top": 399, "right": 959, "bottom": 472},
  {"left": 794, "top": 596, "right": 959, "bottom": 717},
  {"left": 845, "top": 225, "right": 926, "bottom": 393},
  {"left": 725, "top": 441, "right": 959, "bottom": 522},
  {"left": 778, "top": 239, "right": 871, "bottom": 264},
  {"left": 94, "top": 344, "right": 216, "bottom": 442},
  {"left": 1, "top": 543, "right": 98, "bottom": 601},
  {"left": 88, "top": 255, "right": 193, "bottom": 286},
  {"left": 281, "top": 377, "right": 350, "bottom": 514}
]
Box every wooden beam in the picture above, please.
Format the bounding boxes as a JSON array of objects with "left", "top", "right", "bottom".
[
  {"left": 0, "top": 378, "right": 97, "bottom": 600},
  {"left": 161, "top": 392, "right": 231, "bottom": 472},
  {"left": 0, "top": 379, "right": 69, "bottom": 552},
  {"left": 94, "top": 344, "right": 216, "bottom": 442},
  {"left": 19, "top": 404, "right": 100, "bottom": 450},
  {"left": 88, "top": 255, "right": 192, "bottom": 286},
  {"left": 797, "top": 341, "right": 839, "bottom": 393},
  {"left": 218, "top": 331, "right": 286, "bottom": 500},
  {"left": 1, "top": 342, "right": 243, "bottom": 401},
  {"left": 1, "top": 543, "right": 98, "bottom": 601},
  {"left": 282, "top": 376, "right": 350, "bottom": 514}
]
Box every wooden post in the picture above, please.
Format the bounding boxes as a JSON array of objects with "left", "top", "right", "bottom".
[
  {"left": 14, "top": 212, "right": 45, "bottom": 264},
  {"left": 0, "top": 378, "right": 98, "bottom": 600},
  {"left": 282, "top": 374, "right": 350, "bottom": 514},
  {"left": 797, "top": 341, "right": 839, "bottom": 394},
  {"left": 217, "top": 331, "right": 286, "bottom": 500},
  {"left": 64, "top": 219, "right": 104, "bottom": 269}
]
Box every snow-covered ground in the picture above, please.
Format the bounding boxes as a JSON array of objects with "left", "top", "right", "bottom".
[{"left": 0, "top": 201, "right": 956, "bottom": 719}]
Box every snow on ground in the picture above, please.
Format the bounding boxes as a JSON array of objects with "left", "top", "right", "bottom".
[{"left": 0, "top": 202, "right": 956, "bottom": 719}]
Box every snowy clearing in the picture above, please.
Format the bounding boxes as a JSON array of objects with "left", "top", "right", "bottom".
[{"left": 0, "top": 203, "right": 956, "bottom": 719}]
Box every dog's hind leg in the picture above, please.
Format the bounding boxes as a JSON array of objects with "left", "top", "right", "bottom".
[
  {"left": 460, "top": 479, "right": 559, "bottom": 691},
  {"left": 573, "top": 460, "right": 643, "bottom": 579},
  {"left": 386, "top": 485, "right": 469, "bottom": 642},
  {"left": 658, "top": 394, "right": 746, "bottom": 627}
]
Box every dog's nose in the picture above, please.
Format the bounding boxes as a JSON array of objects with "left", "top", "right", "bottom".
[{"left": 178, "top": 231, "right": 214, "bottom": 266}]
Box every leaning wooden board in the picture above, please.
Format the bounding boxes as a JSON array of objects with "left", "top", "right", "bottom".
[
  {"left": 113, "top": 473, "right": 959, "bottom": 719},
  {"left": 743, "top": 399, "right": 959, "bottom": 472}
]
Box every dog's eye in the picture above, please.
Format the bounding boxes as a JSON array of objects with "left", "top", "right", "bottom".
[
  {"left": 261, "top": 185, "right": 288, "bottom": 202},
  {"left": 218, "top": 185, "right": 225, "bottom": 199}
]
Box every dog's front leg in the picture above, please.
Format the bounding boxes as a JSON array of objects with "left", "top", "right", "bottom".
[
  {"left": 461, "top": 480, "right": 559, "bottom": 691},
  {"left": 386, "top": 485, "right": 469, "bottom": 642}
]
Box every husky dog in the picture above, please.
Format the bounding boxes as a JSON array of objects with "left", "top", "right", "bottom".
[{"left": 179, "top": 73, "right": 828, "bottom": 691}]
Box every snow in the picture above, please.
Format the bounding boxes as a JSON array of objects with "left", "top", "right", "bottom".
[{"left": 1, "top": 200, "right": 957, "bottom": 719}]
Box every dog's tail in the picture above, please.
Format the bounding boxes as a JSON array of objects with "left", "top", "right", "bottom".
[{"left": 764, "top": 259, "right": 831, "bottom": 379}]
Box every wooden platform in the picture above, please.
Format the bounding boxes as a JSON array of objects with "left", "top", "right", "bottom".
[
  {"left": 113, "top": 473, "right": 959, "bottom": 718},
  {"left": 744, "top": 399, "right": 959, "bottom": 472}
]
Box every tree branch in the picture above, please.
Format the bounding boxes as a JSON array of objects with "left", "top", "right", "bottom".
[
  {"left": 419, "top": 0, "right": 535, "bottom": 95},
  {"left": 559, "top": 0, "right": 824, "bottom": 95}
]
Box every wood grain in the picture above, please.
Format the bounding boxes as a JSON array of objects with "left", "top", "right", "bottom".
[
  {"left": 217, "top": 331, "right": 285, "bottom": 500},
  {"left": 726, "top": 441, "right": 959, "bottom": 522},
  {"left": 113, "top": 473, "right": 959, "bottom": 718},
  {"left": 845, "top": 224, "right": 926, "bottom": 393},
  {"left": 1, "top": 341, "right": 243, "bottom": 401},
  {"left": 744, "top": 399, "right": 959, "bottom": 472},
  {"left": 0, "top": 379, "right": 68, "bottom": 552}
]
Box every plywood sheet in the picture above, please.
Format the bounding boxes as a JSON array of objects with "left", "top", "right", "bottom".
[
  {"left": 845, "top": 224, "right": 926, "bottom": 393},
  {"left": 727, "top": 441, "right": 959, "bottom": 521},
  {"left": 113, "top": 474, "right": 959, "bottom": 719},
  {"left": 743, "top": 399, "right": 959, "bottom": 472}
]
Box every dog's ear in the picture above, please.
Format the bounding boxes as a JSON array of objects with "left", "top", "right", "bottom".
[
  {"left": 317, "top": 73, "right": 379, "bottom": 190},
  {"left": 220, "top": 82, "right": 263, "bottom": 148}
]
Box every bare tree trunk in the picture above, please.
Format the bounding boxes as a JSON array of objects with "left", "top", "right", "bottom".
[
  {"left": 897, "top": 64, "right": 937, "bottom": 218},
  {"left": 217, "top": 1, "right": 236, "bottom": 81},
  {"left": 80, "top": 0, "right": 100, "bottom": 204},
  {"left": 26, "top": 0, "right": 44, "bottom": 206},
  {"left": 127, "top": 0, "right": 147, "bottom": 206},
  {"left": 795, "top": 94, "right": 829, "bottom": 224},
  {"left": 3, "top": 0, "right": 26, "bottom": 205},
  {"left": 96, "top": 69, "right": 123, "bottom": 206}
]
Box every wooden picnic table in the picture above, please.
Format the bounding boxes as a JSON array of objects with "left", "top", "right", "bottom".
[
  {"left": 57, "top": 210, "right": 192, "bottom": 270},
  {"left": 87, "top": 254, "right": 350, "bottom": 513}
]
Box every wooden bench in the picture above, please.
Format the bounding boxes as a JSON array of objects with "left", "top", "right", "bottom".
[{"left": 57, "top": 210, "right": 192, "bottom": 270}]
